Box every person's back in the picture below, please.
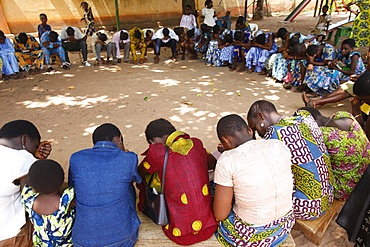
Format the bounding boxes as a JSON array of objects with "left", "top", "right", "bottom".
[
  {"left": 265, "top": 110, "right": 334, "bottom": 220},
  {"left": 214, "top": 114, "right": 294, "bottom": 246},
  {"left": 138, "top": 119, "right": 217, "bottom": 245},
  {"left": 69, "top": 123, "right": 141, "bottom": 247}
]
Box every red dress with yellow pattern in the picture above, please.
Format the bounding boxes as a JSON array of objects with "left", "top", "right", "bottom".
[{"left": 137, "top": 131, "right": 217, "bottom": 245}]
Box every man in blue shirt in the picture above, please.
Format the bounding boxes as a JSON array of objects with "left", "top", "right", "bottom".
[
  {"left": 69, "top": 123, "right": 142, "bottom": 247},
  {"left": 40, "top": 31, "right": 69, "bottom": 71}
]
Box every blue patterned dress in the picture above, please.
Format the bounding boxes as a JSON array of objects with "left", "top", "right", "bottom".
[
  {"left": 206, "top": 39, "right": 222, "bottom": 66},
  {"left": 245, "top": 33, "right": 278, "bottom": 72},
  {"left": 0, "top": 37, "right": 19, "bottom": 75},
  {"left": 264, "top": 110, "right": 334, "bottom": 220},
  {"left": 303, "top": 43, "right": 337, "bottom": 95},
  {"left": 21, "top": 185, "right": 75, "bottom": 247}
]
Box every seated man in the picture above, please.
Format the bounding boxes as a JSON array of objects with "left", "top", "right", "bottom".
[
  {"left": 111, "top": 30, "right": 130, "bottom": 63},
  {"left": 13, "top": 32, "right": 44, "bottom": 74},
  {"left": 152, "top": 27, "right": 179, "bottom": 63},
  {"left": 91, "top": 30, "right": 114, "bottom": 65},
  {"left": 40, "top": 31, "right": 69, "bottom": 71},
  {"left": 128, "top": 27, "right": 146, "bottom": 64},
  {"left": 69, "top": 123, "right": 141, "bottom": 247},
  {"left": 214, "top": 114, "right": 294, "bottom": 246},
  {"left": 60, "top": 26, "right": 90, "bottom": 66},
  {"left": 0, "top": 30, "right": 21, "bottom": 79}
]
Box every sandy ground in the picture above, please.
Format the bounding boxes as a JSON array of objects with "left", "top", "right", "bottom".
[{"left": 1, "top": 11, "right": 360, "bottom": 246}]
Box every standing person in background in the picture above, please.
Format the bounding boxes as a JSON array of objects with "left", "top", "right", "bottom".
[
  {"left": 180, "top": 5, "right": 197, "bottom": 30},
  {"left": 111, "top": 30, "right": 130, "bottom": 63},
  {"left": 345, "top": 0, "right": 370, "bottom": 47},
  {"left": 80, "top": 1, "right": 95, "bottom": 36},
  {"left": 202, "top": 0, "right": 216, "bottom": 28},
  {"left": 37, "top": 13, "right": 51, "bottom": 40}
]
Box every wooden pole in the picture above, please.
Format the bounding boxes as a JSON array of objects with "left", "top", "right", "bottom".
[{"left": 114, "top": 0, "right": 120, "bottom": 31}]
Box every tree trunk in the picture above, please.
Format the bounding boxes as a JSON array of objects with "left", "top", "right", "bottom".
[{"left": 252, "top": 0, "right": 264, "bottom": 20}]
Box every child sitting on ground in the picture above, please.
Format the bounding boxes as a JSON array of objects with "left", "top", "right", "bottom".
[
  {"left": 174, "top": 27, "right": 186, "bottom": 59},
  {"left": 311, "top": 5, "right": 331, "bottom": 35},
  {"left": 206, "top": 25, "right": 223, "bottom": 67},
  {"left": 195, "top": 23, "right": 211, "bottom": 60},
  {"left": 230, "top": 30, "right": 250, "bottom": 71},
  {"left": 183, "top": 28, "right": 201, "bottom": 60},
  {"left": 21, "top": 159, "right": 75, "bottom": 246}
]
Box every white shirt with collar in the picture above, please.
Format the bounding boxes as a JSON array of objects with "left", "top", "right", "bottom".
[
  {"left": 60, "top": 26, "right": 85, "bottom": 40},
  {"left": 151, "top": 28, "right": 179, "bottom": 43}
]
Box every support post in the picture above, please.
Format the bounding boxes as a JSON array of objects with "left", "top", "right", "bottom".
[{"left": 114, "top": 0, "right": 120, "bottom": 31}]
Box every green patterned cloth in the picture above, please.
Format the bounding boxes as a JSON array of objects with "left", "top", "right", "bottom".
[
  {"left": 321, "top": 111, "right": 370, "bottom": 201},
  {"left": 350, "top": 0, "right": 370, "bottom": 47}
]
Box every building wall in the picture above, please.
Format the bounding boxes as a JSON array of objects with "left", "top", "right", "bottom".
[{"left": 0, "top": 0, "right": 317, "bottom": 34}]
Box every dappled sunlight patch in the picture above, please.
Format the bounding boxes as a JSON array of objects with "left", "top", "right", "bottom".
[
  {"left": 19, "top": 94, "right": 109, "bottom": 108},
  {"left": 152, "top": 78, "right": 180, "bottom": 87},
  {"left": 219, "top": 111, "right": 234, "bottom": 117},
  {"left": 136, "top": 91, "right": 143, "bottom": 94},
  {"left": 226, "top": 92, "right": 234, "bottom": 96},
  {"left": 125, "top": 125, "right": 133, "bottom": 128},
  {"left": 151, "top": 69, "right": 164, "bottom": 73},
  {"left": 174, "top": 105, "right": 197, "bottom": 115},
  {"left": 169, "top": 115, "right": 183, "bottom": 122},
  {"left": 63, "top": 74, "right": 75, "bottom": 78},
  {"left": 198, "top": 81, "right": 214, "bottom": 86},
  {"left": 83, "top": 124, "right": 100, "bottom": 136},
  {"left": 189, "top": 88, "right": 202, "bottom": 93},
  {"left": 132, "top": 65, "right": 149, "bottom": 69},
  {"left": 42, "top": 70, "right": 62, "bottom": 75},
  {"left": 98, "top": 66, "right": 121, "bottom": 72},
  {"left": 264, "top": 95, "right": 280, "bottom": 101}
]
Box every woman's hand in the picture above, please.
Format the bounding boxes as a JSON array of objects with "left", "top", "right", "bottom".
[
  {"left": 217, "top": 143, "right": 225, "bottom": 153},
  {"left": 34, "top": 141, "right": 52, "bottom": 159},
  {"left": 307, "top": 54, "right": 316, "bottom": 64}
]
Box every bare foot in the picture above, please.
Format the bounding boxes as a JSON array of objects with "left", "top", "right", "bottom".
[
  {"left": 154, "top": 56, "right": 159, "bottom": 64},
  {"left": 237, "top": 67, "right": 246, "bottom": 72},
  {"left": 246, "top": 68, "right": 254, "bottom": 74}
]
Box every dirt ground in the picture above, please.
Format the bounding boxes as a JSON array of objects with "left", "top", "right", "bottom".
[{"left": 1, "top": 10, "right": 360, "bottom": 246}]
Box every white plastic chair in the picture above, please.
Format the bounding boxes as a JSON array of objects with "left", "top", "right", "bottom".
[{"left": 249, "top": 23, "right": 259, "bottom": 38}]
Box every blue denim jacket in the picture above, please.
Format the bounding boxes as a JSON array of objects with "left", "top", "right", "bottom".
[{"left": 69, "top": 141, "right": 142, "bottom": 247}]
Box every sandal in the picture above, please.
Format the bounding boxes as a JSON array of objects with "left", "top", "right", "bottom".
[
  {"left": 301, "top": 92, "right": 317, "bottom": 108},
  {"left": 47, "top": 67, "right": 55, "bottom": 72},
  {"left": 283, "top": 82, "right": 292, "bottom": 90}
]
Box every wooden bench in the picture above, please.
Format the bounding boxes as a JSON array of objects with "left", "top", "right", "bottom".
[
  {"left": 327, "top": 17, "right": 355, "bottom": 46},
  {"left": 137, "top": 211, "right": 296, "bottom": 246},
  {"left": 294, "top": 200, "right": 343, "bottom": 245}
]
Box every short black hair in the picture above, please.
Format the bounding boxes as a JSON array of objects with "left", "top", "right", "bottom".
[
  {"left": 174, "top": 27, "right": 184, "bottom": 36},
  {"left": 223, "top": 33, "right": 233, "bottom": 43},
  {"left": 277, "top": 28, "right": 287, "bottom": 39},
  {"left": 217, "top": 114, "right": 248, "bottom": 140},
  {"left": 145, "top": 118, "right": 176, "bottom": 144},
  {"left": 18, "top": 32, "right": 28, "bottom": 44},
  {"left": 307, "top": 45, "right": 318, "bottom": 56},
  {"left": 27, "top": 159, "right": 64, "bottom": 195},
  {"left": 49, "top": 31, "right": 58, "bottom": 42},
  {"left": 234, "top": 31, "right": 243, "bottom": 41},
  {"left": 205, "top": 0, "right": 212, "bottom": 7},
  {"left": 255, "top": 33, "right": 265, "bottom": 45},
  {"left": 187, "top": 29, "right": 195, "bottom": 38},
  {"left": 213, "top": 25, "right": 220, "bottom": 34},
  {"left": 92, "top": 123, "right": 121, "bottom": 144},
  {"left": 146, "top": 29, "right": 153, "bottom": 37},
  {"left": 236, "top": 18, "right": 244, "bottom": 25},
  {"left": 162, "top": 28, "right": 170, "bottom": 37},
  {"left": 120, "top": 31, "right": 128, "bottom": 40},
  {"left": 66, "top": 27, "right": 75, "bottom": 36},
  {"left": 39, "top": 13, "right": 47, "bottom": 19},
  {"left": 185, "top": 4, "right": 192, "bottom": 9},
  {"left": 288, "top": 36, "right": 299, "bottom": 48},
  {"left": 296, "top": 107, "right": 322, "bottom": 120},
  {"left": 342, "top": 38, "right": 356, "bottom": 48},
  {"left": 292, "top": 43, "right": 304, "bottom": 55},
  {"left": 0, "top": 30, "right": 4, "bottom": 37},
  {"left": 134, "top": 29, "right": 142, "bottom": 39},
  {"left": 0, "top": 120, "right": 41, "bottom": 141},
  {"left": 200, "top": 23, "right": 208, "bottom": 32},
  {"left": 98, "top": 33, "right": 107, "bottom": 42},
  {"left": 247, "top": 100, "right": 277, "bottom": 120},
  {"left": 354, "top": 71, "right": 370, "bottom": 97}
]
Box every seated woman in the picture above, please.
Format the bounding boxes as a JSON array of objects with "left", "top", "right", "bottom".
[
  {"left": 69, "top": 123, "right": 141, "bottom": 247},
  {"left": 302, "top": 45, "right": 369, "bottom": 108},
  {"left": 137, "top": 118, "right": 217, "bottom": 245},
  {"left": 14, "top": 32, "right": 44, "bottom": 74},
  {"left": 0, "top": 30, "right": 21, "bottom": 80},
  {"left": 0, "top": 120, "right": 51, "bottom": 246},
  {"left": 353, "top": 71, "right": 370, "bottom": 139},
  {"left": 22, "top": 159, "right": 75, "bottom": 246},
  {"left": 245, "top": 31, "right": 278, "bottom": 74},
  {"left": 303, "top": 43, "right": 336, "bottom": 96},
  {"left": 300, "top": 107, "right": 370, "bottom": 201},
  {"left": 247, "top": 100, "right": 334, "bottom": 220},
  {"left": 214, "top": 114, "right": 294, "bottom": 246}
]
